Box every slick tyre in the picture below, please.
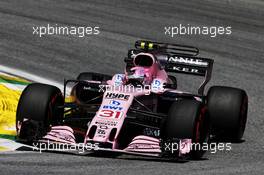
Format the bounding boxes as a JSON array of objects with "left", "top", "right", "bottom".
[
  {"left": 16, "top": 83, "right": 64, "bottom": 143},
  {"left": 207, "top": 86, "right": 248, "bottom": 141},
  {"left": 162, "top": 99, "right": 209, "bottom": 159}
]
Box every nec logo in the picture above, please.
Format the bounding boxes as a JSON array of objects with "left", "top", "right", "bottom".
[
  {"left": 105, "top": 93, "right": 130, "bottom": 101},
  {"left": 168, "top": 56, "right": 208, "bottom": 66}
]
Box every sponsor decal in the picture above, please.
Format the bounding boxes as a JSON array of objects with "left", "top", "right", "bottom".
[
  {"left": 105, "top": 92, "right": 130, "bottom": 101},
  {"left": 95, "top": 120, "right": 117, "bottom": 126},
  {"left": 83, "top": 86, "right": 92, "bottom": 90},
  {"left": 171, "top": 66, "right": 199, "bottom": 73},
  {"left": 168, "top": 56, "right": 208, "bottom": 66},
  {"left": 98, "top": 109, "right": 123, "bottom": 119},
  {"left": 114, "top": 74, "right": 125, "bottom": 86},
  {"left": 102, "top": 100, "right": 123, "bottom": 110},
  {"left": 130, "top": 143, "right": 157, "bottom": 149},
  {"left": 97, "top": 129, "right": 106, "bottom": 135},
  {"left": 96, "top": 125, "right": 108, "bottom": 138},
  {"left": 99, "top": 125, "right": 108, "bottom": 130},
  {"left": 143, "top": 128, "right": 160, "bottom": 137},
  {"left": 151, "top": 79, "right": 164, "bottom": 92}
]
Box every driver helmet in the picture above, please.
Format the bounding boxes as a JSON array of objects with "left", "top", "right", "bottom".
[{"left": 128, "top": 53, "right": 158, "bottom": 85}]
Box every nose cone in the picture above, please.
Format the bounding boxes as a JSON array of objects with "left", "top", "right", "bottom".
[{"left": 92, "top": 135, "right": 108, "bottom": 142}]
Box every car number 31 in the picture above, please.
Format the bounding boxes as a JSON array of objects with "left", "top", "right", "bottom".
[{"left": 98, "top": 109, "right": 123, "bottom": 119}]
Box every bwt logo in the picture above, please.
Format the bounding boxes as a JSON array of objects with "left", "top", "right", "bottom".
[
  {"left": 109, "top": 100, "right": 121, "bottom": 106},
  {"left": 102, "top": 100, "right": 123, "bottom": 110},
  {"left": 105, "top": 93, "right": 130, "bottom": 101}
]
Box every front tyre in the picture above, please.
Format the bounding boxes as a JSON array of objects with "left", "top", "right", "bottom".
[
  {"left": 161, "top": 99, "right": 209, "bottom": 159},
  {"left": 16, "top": 83, "right": 64, "bottom": 143}
]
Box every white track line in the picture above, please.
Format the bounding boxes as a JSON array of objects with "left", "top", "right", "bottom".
[
  {"left": 0, "top": 64, "right": 70, "bottom": 94},
  {"left": 0, "top": 138, "right": 36, "bottom": 152}
]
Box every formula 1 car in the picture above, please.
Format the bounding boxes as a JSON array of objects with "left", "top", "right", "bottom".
[{"left": 16, "top": 40, "right": 248, "bottom": 160}]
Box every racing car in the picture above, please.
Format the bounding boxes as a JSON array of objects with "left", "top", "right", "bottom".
[{"left": 16, "top": 40, "right": 248, "bottom": 160}]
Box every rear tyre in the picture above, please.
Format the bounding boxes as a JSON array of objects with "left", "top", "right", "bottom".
[
  {"left": 161, "top": 99, "right": 209, "bottom": 159},
  {"left": 16, "top": 83, "right": 64, "bottom": 143},
  {"left": 207, "top": 86, "right": 248, "bottom": 141}
]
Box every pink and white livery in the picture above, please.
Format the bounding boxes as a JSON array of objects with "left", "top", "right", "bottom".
[{"left": 16, "top": 40, "right": 248, "bottom": 160}]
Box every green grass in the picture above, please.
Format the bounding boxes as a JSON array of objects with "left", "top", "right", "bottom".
[{"left": 0, "top": 134, "right": 16, "bottom": 140}]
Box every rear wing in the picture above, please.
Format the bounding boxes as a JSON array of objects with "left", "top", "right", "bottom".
[
  {"left": 124, "top": 40, "right": 214, "bottom": 95},
  {"left": 163, "top": 54, "right": 213, "bottom": 95}
]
